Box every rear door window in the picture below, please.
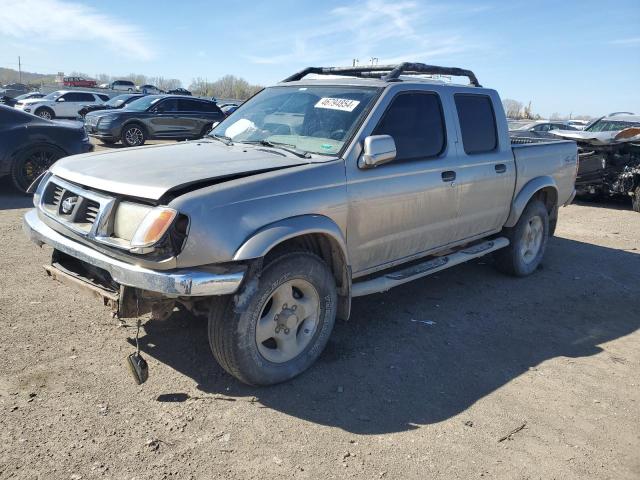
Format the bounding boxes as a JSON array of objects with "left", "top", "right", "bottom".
[
  {"left": 372, "top": 92, "right": 446, "bottom": 161},
  {"left": 454, "top": 94, "right": 498, "bottom": 154}
]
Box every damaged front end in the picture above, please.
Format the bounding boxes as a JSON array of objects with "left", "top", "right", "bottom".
[{"left": 552, "top": 122, "right": 640, "bottom": 211}]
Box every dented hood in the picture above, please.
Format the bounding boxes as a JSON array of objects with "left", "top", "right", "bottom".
[{"left": 50, "top": 140, "right": 311, "bottom": 200}]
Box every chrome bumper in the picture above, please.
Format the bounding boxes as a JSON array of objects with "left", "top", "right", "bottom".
[{"left": 23, "top": 209, "right": 245, "bottom": 297}]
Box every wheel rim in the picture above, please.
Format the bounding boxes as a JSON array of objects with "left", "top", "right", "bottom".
[
  {"left": 125, "top": 127, "right": 144, "bottom": 146},
  {"left": 38, "top": 110, "right": 51, "bottom": 120},
  {"left": 19, "top": 148, "right": 58, "bottom": 188},
  {"left": 520, "top": 215, "right": 543, "bottom": 264},
  {"left": 255, "top": 279, "right": 321, "bottom": 364}
]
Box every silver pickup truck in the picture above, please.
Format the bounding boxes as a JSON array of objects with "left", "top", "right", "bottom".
[{"left": 24, "top": 63, "right": 577, "bottom": 386}]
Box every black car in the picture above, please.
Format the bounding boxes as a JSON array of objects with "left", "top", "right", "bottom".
[
  {"left": 0, "top": 105, "right": 93, "bottom": 192},
  {"left": 84, "top": 95, "right": 225, "bottom": 147},
  {"left": 78, "top": 93, "right": 147, "bottom": 118},
  {"left": 166, "top": 88, "right": 192, "bottom": 96}
]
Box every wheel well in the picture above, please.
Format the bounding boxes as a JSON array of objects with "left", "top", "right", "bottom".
[
  {"left": 34, "top": 106, "right": 53, "bottom": 113},
  {"left": 534, "top": 187, "right": 558, "bottom": 216},
  {"left": 264, "top": 234, "right": 349, "bottom": 295}
]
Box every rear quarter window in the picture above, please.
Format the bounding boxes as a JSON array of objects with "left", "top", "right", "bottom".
[{"left": 454, "top": 94, "right": 498, "bottom": 154}]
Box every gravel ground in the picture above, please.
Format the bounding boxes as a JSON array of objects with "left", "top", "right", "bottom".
[{"left": 0, "top": 150, "right": 638, "bottom": 479}]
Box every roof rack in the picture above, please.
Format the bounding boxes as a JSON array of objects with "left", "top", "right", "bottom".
[{"left": 282, "top": 62, "right": 481, "bottom": 87}]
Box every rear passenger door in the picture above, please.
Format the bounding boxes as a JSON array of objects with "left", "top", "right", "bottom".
[
  {"left": 451, "top": 93, "right": 515, "bottom": 239},
  {"left": 346, "top": 89, "right": 459, "bottom": 275}
]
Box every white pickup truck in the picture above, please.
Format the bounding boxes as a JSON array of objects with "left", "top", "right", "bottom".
[{"left": 24, "top": 63, "right": 578, "bottom": 385}]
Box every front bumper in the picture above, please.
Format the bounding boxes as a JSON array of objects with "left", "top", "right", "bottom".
[{"left": 23, "top": 209, "right": 246, "bottom": 297}]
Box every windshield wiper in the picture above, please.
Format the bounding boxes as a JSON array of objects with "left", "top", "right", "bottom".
[
  {"left": 246, "top": 140, "right": 310, "bottom": 159},
  {"left": 210, "top": 133, "right": 233, "bottom": 146}
]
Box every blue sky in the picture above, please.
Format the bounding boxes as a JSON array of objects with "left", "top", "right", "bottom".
[{"left": 0, "top": 0, "right": 638, "bottom": 117}]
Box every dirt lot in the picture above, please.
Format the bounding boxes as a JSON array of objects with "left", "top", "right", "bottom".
[{"left": 0, "top": 142, "right": 639, "bottom": 479}]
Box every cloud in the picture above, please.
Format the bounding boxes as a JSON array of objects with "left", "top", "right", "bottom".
[
  {"left": 244, "top": 0, "right": 485, "bottom": 67},
  {"left": 0, "top": 0, "right": 154, "bottom": 60}
]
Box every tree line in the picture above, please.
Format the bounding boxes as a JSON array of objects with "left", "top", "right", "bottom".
[{"left": 502, "top": 98, "right": 593, "bottom": 121}]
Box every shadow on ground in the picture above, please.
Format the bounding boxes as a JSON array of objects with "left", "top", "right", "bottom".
[
  {"left": 0, "top": 178, "right": 32, "bottom": 210},
  {"left": 136, "top": 236, "right": 640, "bottom": 434}
]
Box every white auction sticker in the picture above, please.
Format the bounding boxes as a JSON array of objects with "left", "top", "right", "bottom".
[{"left": 314, "top": 97, "right": 360, "bottom": 112}]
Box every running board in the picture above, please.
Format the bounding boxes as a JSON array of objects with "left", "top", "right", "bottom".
[{"left": 351, "top": 237, "right": 509, "bottom": 297}]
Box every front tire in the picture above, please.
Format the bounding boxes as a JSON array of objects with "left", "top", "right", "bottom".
[
  {"left": 121, "top": 124, "right": 146, "bottom": 147},
  {"left": 34, "top": 107, "right": 54, "bottom": 120},
  {"left": 208, "top": 252, "right": 337, "bottom": 386},
  {"left": 11, "top": 145, "right": 64, "bottom": 192},
  {"left": 494, "top": 200, "right": 549, "bottom": 276},
  {"left": 632, "top": 186, "right": 640, "bottom": 213}
]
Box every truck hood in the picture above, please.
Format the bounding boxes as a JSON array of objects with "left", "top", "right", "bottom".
[{"left": 49, "top": 140, "right": 313, "bottom": 201}]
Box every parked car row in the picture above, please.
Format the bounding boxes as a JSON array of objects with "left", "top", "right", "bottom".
[{"left": 14, "top": 90, "right": 110, "bottom": 120}]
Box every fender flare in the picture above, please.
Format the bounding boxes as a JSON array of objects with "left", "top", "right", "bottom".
[
  {"left": 233, "top": 214, "right": 348, "bottom": 263},
  {"left": 504, "top": 176, "right": 559, "bottom": 227}
]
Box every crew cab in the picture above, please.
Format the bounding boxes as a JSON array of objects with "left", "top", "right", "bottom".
[
  {"left": 23, "top": 63, "right": 578, "bottom": 386},
  {"left": 16, "top": 90, "right": 109, "bottom": 120}
]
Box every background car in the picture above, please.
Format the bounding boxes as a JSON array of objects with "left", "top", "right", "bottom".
[
  {"left": 510, "top": 120, "right": 578, "bottom": 138},
  {"left": 0, "top": 83, "right": 29, "bottom": 98},
  {"left": 166, "top": 88, "right": 192, "bottom": 96},
  {"left": 110, "top": 80, "right": 136, "bottom": 92},
  {"left": 220, "top": 104, "right": 239, "bottom": 116},
  {"left": 78, "top": 93, "right": 147, "bottom": 118},
  {"left": 0, "top": 92, "right": 45, "bottom": 107},
  {"left": 136, "top": 84, "right": 162, "bottom": 94},
  {"left": 84, "top": 95, "right": 224, "bottom": 146},
  {"left": 15, "top": 90, "right": 109, "bottom": 119},
  {"left": 62, "top": 76, "right": 97, "bottom": 88},
  {"left": 0, "top": 105, "right": 93, "bottom": 191}
]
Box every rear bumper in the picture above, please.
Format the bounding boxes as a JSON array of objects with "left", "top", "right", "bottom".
[{"left": 23, "top": 209, "right": 246, "bottom": 297}]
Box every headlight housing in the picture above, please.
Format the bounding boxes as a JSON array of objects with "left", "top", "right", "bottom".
[{"left": 130, "top": 207, "right": 178, "bottom": 252}]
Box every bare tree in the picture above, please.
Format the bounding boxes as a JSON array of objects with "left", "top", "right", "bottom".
[
  {"left": 502, "top": 99, "right": 523, "bottom": 119},
  {"left": 189, "top": 75, "right": 263, "bottom": 100}
]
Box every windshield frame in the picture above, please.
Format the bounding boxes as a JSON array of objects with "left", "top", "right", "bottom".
[
  {"left": 123, "top": 94, "right": 164, "bottom": 112},
  {"left": 43, "top": 91, "right": 64, "bottom": 101},
  {"left": 208, "top": 84, "right": 383, "bottom": 158}
]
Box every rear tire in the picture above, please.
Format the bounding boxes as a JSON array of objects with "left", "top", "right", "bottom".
[
  {"left": 121, "top": 124, "right": 146, "bottom": 147},
  {"left": 208, "top": 252, "right": 337, "bottom": 386},
  {"left": 11, "top": 145, "right": 64, "bottom": 192},
  {"left": 494, "top": 200, "right": 549, "bottom": 277}
]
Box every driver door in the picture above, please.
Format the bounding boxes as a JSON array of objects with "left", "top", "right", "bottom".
[{"left": 345, "top": 88, "right": 460, "bottom": 276}]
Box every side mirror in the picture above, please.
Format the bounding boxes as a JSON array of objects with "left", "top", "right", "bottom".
[
  {"left": 359, "top": 135, "right": 397, "bottom": 169},
  {"left": 211, "top": 121, "right": 220, "bottom": 129},
  {"left": 57, "top": 98, "right": 66, "bottom": 102}
]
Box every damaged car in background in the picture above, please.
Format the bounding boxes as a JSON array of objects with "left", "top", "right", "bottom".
[{"left": 551, "top": 113, "right": 640, "bottom": 212}]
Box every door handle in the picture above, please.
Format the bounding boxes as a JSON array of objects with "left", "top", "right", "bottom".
[
  {"left": 441, "top": 171, "right": 456, "bottom": 182},
  {"left": 495, "top": 164, "right": 507, "bottom": 174}
]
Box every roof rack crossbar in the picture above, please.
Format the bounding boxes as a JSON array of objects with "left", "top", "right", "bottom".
[{"left": 281, "top": 63, "right": 481, "bottom": 87}]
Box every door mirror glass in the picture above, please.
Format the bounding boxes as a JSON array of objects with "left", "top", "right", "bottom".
[
  {"left": 359, "top": 135, "right": 397, "bottom": 169},
  {"left": 57, "top": 97, "right": 65, "bottom": 102}
]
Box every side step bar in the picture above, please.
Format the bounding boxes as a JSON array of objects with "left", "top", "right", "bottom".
[{"left": 351, "top": 237, "right": 509, "bottom": 297}]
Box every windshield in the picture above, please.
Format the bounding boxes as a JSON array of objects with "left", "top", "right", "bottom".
[
  {"left": 124, "top": 95, "right": 163, "bottom": 111},
  {"left": 585, "top": 119, "right": 640, "bottom": 132},
  {"left": 106, "top": 94, "right": 132, "bottom": 107},
  {"left": 209, "top": 85, "right": 380, "bottom": 156},
  {"left": 43, "top": 91, "right": 64, "bottom": 101}
]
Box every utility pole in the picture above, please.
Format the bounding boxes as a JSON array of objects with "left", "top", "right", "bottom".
[
  {"left": 352, "top": 58, "right": 359, "bottom": 67},
  {"left": 369, "top": 57, "right": 378, "bottom": 66},
  {"left": 18, "top": 56, "right": 22, "bottom": 83}
]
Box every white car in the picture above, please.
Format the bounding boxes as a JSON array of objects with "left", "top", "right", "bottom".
[
  {"left": 15, "top": 90, "right": 109, "bottom": 119},
  {"left": 110, "top": 80, "right": 136, "bottom": 92}
]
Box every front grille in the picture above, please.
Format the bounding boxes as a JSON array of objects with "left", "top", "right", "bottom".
[
  {"left": 84, "top": 200, "right": 100, "bottom": 224},
  {"left": 52, "top": 185, "right": 64, "bottom": 206}
]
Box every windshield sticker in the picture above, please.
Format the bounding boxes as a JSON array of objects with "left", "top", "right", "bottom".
[
  {"left": 315, "top": 97, "right": 360, "bottom": 112},
  {"left": 320, "top": 144, "right": 336, "bottom": 150}
]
